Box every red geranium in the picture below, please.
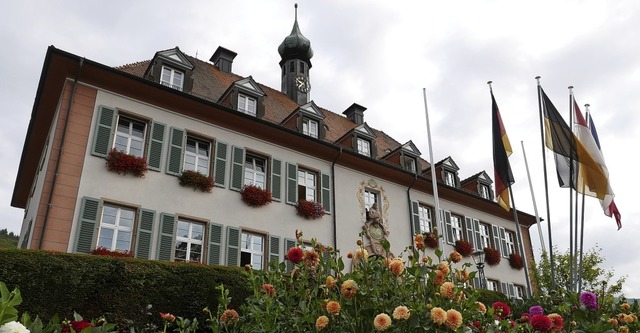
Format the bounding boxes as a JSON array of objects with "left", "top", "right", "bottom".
[
  {"left": 530, "top": 314, "right": 552, "bottom": 332},
  {"left": 71, "top": 320, "right": 92, "bottom": 332},
  {"left": 484, "top": 247, "right": 501, "bottom": 266},
  {"left": 241, "top": 185, "right": 272, "bottom": 207},
  {"left": 91, "top": 246, "right": 133, "bottom": 258},
  {"left": 178, "top": 170, "right": 214, "bottom": 192},
  {"left": 424, "top": 232, "right": 439, "bottom": 249},
  {"left": 509, "top": 253, "right": 524, "bottom": 270},
  {"left": 287, "top": 247, "right": 304, "bottom": 264},
  {"left": 296, "top": 200, "right": 325, "bottom": 219},
  {"left": 105, "top": 148, "right": 147, "bottom": 177},
  {"left": 492, "top": 301, "right": 511, "bottom": 319},
  {"left": 454, "top": 239, "right": 474, "bottom": 257}
]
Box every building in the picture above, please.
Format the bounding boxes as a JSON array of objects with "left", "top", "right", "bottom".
[{"left": 11, "top": 9, "right": 537, "bottom": 298}]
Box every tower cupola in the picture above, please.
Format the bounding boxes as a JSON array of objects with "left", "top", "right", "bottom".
[{"left": 279, "top": 4, "right": 313, "bottom": 105}]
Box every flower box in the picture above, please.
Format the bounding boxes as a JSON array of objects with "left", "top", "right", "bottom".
[
  {"left": 178, "top": 170, "right": 215, "bottom": 192},
  {"left": 509, "top": 252, "right": 524, "bottom": 270},
  {"left": 241, "top": 185, "right": 273, "bottom": 207},
  {"left": 91, "top": 246, "right": 133, "bottom": 258},
  {"left": 296, "top": 200, "right": 325, "bottom": 219},
  {"left": 484, "top": 247, "right": 501, "bottom": 266},
  {"left": 454, "top": 239, "right": 474, "bottom": 257},
  {"left": 105, "top": 149, "right": 147, "bottom": 177}
]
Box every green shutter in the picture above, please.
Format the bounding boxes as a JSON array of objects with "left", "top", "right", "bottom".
[
  {"left": 284, "top": 238, "right": 297, "bottom": 272},
  {"left": 321, "top": 173, "right": 331, "bottom": 213},
  {"left": 230, "top": 146, "right": 245, "bottom": 191},
  {"left": 444, "top": 211, "right": 453, "bottom": 245},
  {"left": 166, "top": 127, "right": 184, "bottom": 176},
  {"left": 157, "top": 213, "right": 176, "bottom": 261},
  {"left": 499, "top": 227, "right": 508, "bottom": 258},
  {"left": 135, "top": 209, "right": 155, "bottom": 259},
  {"left": 473, "top": 219, "right": 482, "bottom": 250},
  {"left": 214, "top": 141, "right": 228, "bottom": 188},
  {"left": 208, "top": 222, "right": 223, "bottom": 265},
  {"left": 411, "top": 201, "right": 420, "bottom": 234},
  {"left": 226, "top": 226, "right": 241, "bottom": 266},
  {"left": 147, "top": 121, "right": 166, "bottom": 171},
  {"left": 271, "top": 158, "right": 282, "bottom": 201},
  {"left": 75, "top": 197, "right": 101, "bottom": 253},
  {"left": 492, "top": 224, "right": 501, "bottom": 252},
  {"left": 465, "top": 217, "right": 475, "bottom": 250},
  {"left": 91, "top": 106, "right": 116, "bottom": 157},
  {"left": 286, "top": 162, "right": 298, "bottom": 205},
  {"left": 269, "top": 235, "right": 281, "bottom": 268}
]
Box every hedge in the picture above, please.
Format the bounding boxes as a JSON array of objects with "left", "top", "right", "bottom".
[{"left": 0, "top": 248, "right": 251, "bottom": 327}]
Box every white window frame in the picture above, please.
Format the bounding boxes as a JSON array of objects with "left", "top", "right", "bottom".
[
  {"left": 418, "top": 204, "right": 432, "bottom": 233},
  {"left": 174, "top": 219, "right": 205, "bottom": 263},
  {"left": 244, "top": 154, "right": 267, "bottom": 189},
  {"left": 356, "top": 138, "right": 371, "bottom": 157},
  {"left": 444, "top": 171, "right": 455, "bottom": 186},
  {"left": 405, "top": 157, "right": 416, "bottom": 172},
  {"left": 184, "top": 136, "right": 211, "bottom": 175},
  {"left": 364, "top": 189, "right": 378, "bottom": 210},
  {"left": 479, "top": 184, "right": 490, "bottom": 199},
  {"left": 514, "top": 285, "right": 525, "bottom": 299},
  {"left": 451, "top": 215, "right": 464, "bottom": 242},
  {"left": 96, "top": 204, "right": 135, "bottom": 252},
  {"left": 298, "top": 169, "right": 317, "bottom": 202},
  {"left": 238, "top": 94, "right": 257, "bottom": 116},
  {"left": 161, "top": 66, "right": 184, "bottom": 91},
  {"left": 479, "top": 223, "right": 491, "bottom": 249},
  {"left": 114, "top": 115, "right": 147, "bottom": 158},
  {"left": 241, "top": 232, "right": 265, "bottom": 270},
  {"left": 487, "top": 279, "right": 499, "bottom": 292},
  {"left": 505, "top": 230, "right": 516, "bottom": 255},
  {"left": 302, "top": 118, "right": 319, "bottom": 138}
]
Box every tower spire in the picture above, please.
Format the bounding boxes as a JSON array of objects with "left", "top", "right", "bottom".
[{"left": 279, "top": 3, "right": 313, "bottom": 104}]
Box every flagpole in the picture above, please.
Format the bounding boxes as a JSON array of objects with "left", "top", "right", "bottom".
[
  {"left": 568, "top": 86, "right": 576, "bottom": 292},
  {"left": 536, "top": 76, "right": 555, "bottom": 289},
  {"left": 521, "top": 141, "right": 545, "bottom": 253},
  {"left": 577, "top": 103, "right": 594, "bottom": 293},
  {"left": 423, "top": 88, "right": 444, "bottom": 252},
  {"left": 508, "top": 185, "right": 532, "bottom": 298}
]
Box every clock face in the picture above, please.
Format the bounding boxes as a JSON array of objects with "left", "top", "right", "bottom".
[{"left": 295, "top": 75, "right": 310, "bottom": 93}]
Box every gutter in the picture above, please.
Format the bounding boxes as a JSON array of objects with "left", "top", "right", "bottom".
[
  {"left": 330, "top": 147, "right": 342, "bottom": 250},
  {"left": 38, "top": 57, "right": 84, "bottom": 249}
]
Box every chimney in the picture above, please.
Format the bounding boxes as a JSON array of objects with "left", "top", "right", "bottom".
[
  {"left": 342, "top": 103, "right": 367, "bottom": 125},
  {"left": 210, "top": 46, "right": 237, "bottom": 74}
]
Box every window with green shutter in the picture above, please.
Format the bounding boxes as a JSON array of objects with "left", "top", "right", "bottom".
[
  {"left": 136, "top": 209, "right": 156, "bottom": 259},
  {"left": 269, "top": 235, "right": 281, "bottom": 268},
  {"left": 286, "top": 163, "right": 298, "bottom": 205},
  {"left": 271, "top": 159, "right": 282, "bottom": 201},
  {"left": 230, "top": 146, "right": 245, "bottom": 191},
  {"left": 147, "top": 121, "right": 166, "bottom": 171},
  {"left": 321, "top": 173, "right": 331, "bottom": 214},
  {"left": 157, "top": 213, "right": 176, "bottom": 261},
  {"left": 75, "top": 197, "right": 101, "bottom": 253},
  {"left": 91, "top": 106, "right": 116, "bottom": 157},
  {"left": 226, "top": 226, "right": 241, "bottom": 266},
  {"left": 166, "top": 127, "right": 185, "bottom": 176},
  {"left": 208, "top": 223, "right": 223, "bottom": 265},
  {"left": 213, "top": 141, "right": 228, "bottom": 188}
]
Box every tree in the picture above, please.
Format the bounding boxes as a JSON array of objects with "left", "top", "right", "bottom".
[{"left": 532, "top": 245, "right": 626, "bottom": 302}]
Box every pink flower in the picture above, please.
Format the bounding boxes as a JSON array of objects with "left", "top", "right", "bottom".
[{"left": 287, "top": 247, "right": 304, "bottom": 264}]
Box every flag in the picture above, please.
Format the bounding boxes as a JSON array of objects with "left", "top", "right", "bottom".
[
  {"left": 585, "top": 111, "right": 622, "bottom": 229},
  {"left": 491, "top": 92, "right": 514, "bottom": 211},
  {"left": 541, "top": 88, "right": 608, "bottom": 199}
]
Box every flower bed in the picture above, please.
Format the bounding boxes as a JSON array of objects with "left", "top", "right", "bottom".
[
  {"left": 105, "top": 148, "right": 147, "bottom": 177},
  {"left": 178, "top": 170, "right": 214, "bottom": 192},
  {"left": 484, "top": 247, "right": 501, "bottom": 266},
  {"left": 241, "top": 185, "right": 272, "bottom": 207},
  {"left": 509, "top": 252, "right": 524, "bottom": 270},
  {"left": 296, "top": 200, "right": 325, "bottom": 219},
  {"left": 454, "top": 239, "right": 474, "bottom": 257}
]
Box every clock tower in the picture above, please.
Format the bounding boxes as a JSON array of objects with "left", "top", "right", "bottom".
[{"left": 278, "top": 4, "right": 313, "bottom": 105}]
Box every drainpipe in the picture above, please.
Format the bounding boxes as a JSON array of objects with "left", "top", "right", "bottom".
[
  {"left": 330, "top": 147, "right": 342, "bottom": 250},
  {"left": 406, "top": 174, "right": 418, "bottom": 243},
  {"left": 39, "top": 57, "right": 85, "bottom": 249}
]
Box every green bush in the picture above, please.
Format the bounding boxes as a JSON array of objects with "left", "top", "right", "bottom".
[{"left": 0, "top": 248, "right": 250, "bottom": 328}]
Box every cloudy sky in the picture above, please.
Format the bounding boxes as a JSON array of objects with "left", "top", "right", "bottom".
[{"left": 1, "top": 1, "right": 638, "bottom": 295}]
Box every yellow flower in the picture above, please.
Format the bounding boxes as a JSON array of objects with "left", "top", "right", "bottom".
[
  {"left": 341, "top": 279, "right": 359, "bottom": 299},
  {"left": 430, "top": 307, "right": 447, "bottom": 325},
  {"left": 304, "top": 249, "right": 320, "bottom": 267},
  {"left": 373, "top": 313, "right": 392, "bottom": 331},
  {"left": 476, "top": 302, "right": 486, "bottom": 314},
  {"left": 623, "top": 314, "right": 634, "bottom": 324},
  {"left": 609, "top": 318, "right": 618, "bottom": 326},
  {"left": 219, "top": 309, "right": 239, "bottom": 324},
  {"left": 449, "top": 251, "right": 462, "bottom": 263},
  {"left": 389, "top": 258, "right": 405, "bottom": 276},
  {"left": 315, "top": 315, "right": 329, "bottom": 331},
  {"left": 393, "top": 306, "right": 410, "bottom": 321},
  {"left": 433, "top": 270, "right": 445, "bottom": 286},
  {"left": 326, "top": 301, "right": 340, "bottom": 315},
  {"left": 325, "top": 276, "right": 336, "bottom": 289},
  {"left": 437, "top": 261, "right": 450, "bottom": 275},
  {"left": 619, "top": 325, "right": 629, "bottom": 333},
  {"left": 440, "top": 282, "right": 455, "bottom": 299},
  {"left": 445, "top": 309, "right": 463, "bottom": 330},
  {"left": 621, "top": 303, "right": 630, "bottom": 313}
]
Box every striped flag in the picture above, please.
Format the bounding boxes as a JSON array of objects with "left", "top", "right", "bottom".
[{"left": 491, "top": 91, "right": 514, "bottom": 211}]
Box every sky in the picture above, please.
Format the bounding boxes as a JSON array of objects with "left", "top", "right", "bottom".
[{"left": 1, "top": 1, "right": 638, "bottom": 296}]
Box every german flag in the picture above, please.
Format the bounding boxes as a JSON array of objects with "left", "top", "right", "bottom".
[{"left": 491, "top": 92, "right": 514, "bottom": 211}]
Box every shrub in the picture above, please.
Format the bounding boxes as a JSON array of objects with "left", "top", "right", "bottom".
[
  {"left": 454, "top": 239, "right": 474, "bottom": 257},
  {"left": 178, "top": 170, "right": 214, "bottom": 192},
  {"left": 509, "top": 253, "right": 524, "bottom": 270},
  {"left": 295, "top": 200, "right": 325, "bottom": 219},
  {"left": 240, "top": 185, "right": 272, "bottom": 207},
  {"left": 485, "top": 247, "right": 501, "bottom": 266},
  {"left": 105, "top": 149, "right": 147, "bottom": 177}
]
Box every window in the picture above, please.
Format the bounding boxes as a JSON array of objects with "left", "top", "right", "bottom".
[
  {"left": 405, "top": 157, "right": 416, "bottom": 172},
  {"left": 174, "top": 219, "right": 204, "bottom": 263},
  {"left": 478, "top": 223, "right": 491, "bottom": 249},
  {"left": 514, "top": 285, "right": 525, "bottom": 299},
  {"left": 357, "top": 138, "right": 371, "bottom": 157},
  {"left": 364, "top": 190, "right": 378, "bottom": 210},
  {"left": 298, "top": 169, "right": 317, "bottom": 202},
  {"left": 114, "top": 115, "right": 147, "bottom": 158},
  {"left": 241, "top": 232, "right": 264, "bottom": 270},
  {"left": 487, "top": 279, "right": 499, "bottom": 292},
  {"left": 479, "top": 184, "right": 490, "bottom": 199},
  {"left": 451, "top": 215, "right": 464, "bottom": 242},
  {"left": 303, "top": 118, "right": 318, "bottom": 138},
  {"left": 161, "top": 66, "right": 184, "bottom": 91},
  {"left": 97, "top": 204, "right": 135, "bottom": 252},
  {"left": 238, "top": 94, "right": 257, "bottom": 116},
  {"left": 418, "top": 204, "right": 432, "bottom": 233},
  {"left": 184, "top": 136, "right": 211, "bottom": 175},
  {"left": 244, "top": 154, "right": 267, "bottom": 189},
  {"left": 299, "top": 61, "right": 305, "bottom": 74},
  {"left": 505, "top": 230, "right": 516, "bottom": 255},
  {"left": 289, "top": 61, "right": 295, "bottom": 73},
  {"left": 444, "top": 171, "right": 455, "bottom": 186}
]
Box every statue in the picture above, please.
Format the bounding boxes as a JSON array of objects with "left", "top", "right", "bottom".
[{"left": 362, "top": 203, "right": 394, "bottom": 259}]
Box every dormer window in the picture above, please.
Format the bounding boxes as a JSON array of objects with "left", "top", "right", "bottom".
[
  {"left": 404, "top": 157, "right": 417, "bottom": 172},
  {"left": 238, "top": 94, "right": 257, "bottom": 116},
  {"left": 357, "top": 138, "right": 371, "bottom": 157},
  {"left": 160, "top": 66, "right": 184, "bottom": 91},
  {"left": 303, "top": 118, "right": 318, "bottom": 138},
  {"left": 479, "top": 184, "right": 490, "bottom": 199},
  {"left": 444, "top": 171, "right": 456, "bottom": 186}
]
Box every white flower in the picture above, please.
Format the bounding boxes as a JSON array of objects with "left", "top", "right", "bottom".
[{"left": 0, "top": 321, "right": 30, "bottom": 333}]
